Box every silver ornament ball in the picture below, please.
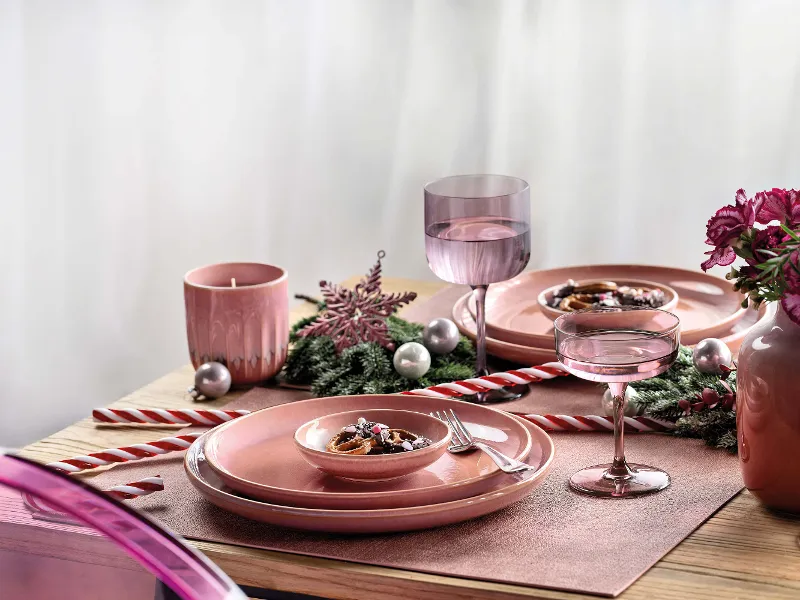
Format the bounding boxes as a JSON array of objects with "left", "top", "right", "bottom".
[
  {"left": 188, "top": 361, "right": 232, "bottom": 400},
  {"left": 422, "top": 318, "right": 460, "bottom": 355},
  {"left": 692, "top": 338, "right": 732, "bottom": 375},
  {"left": 393, "top": 342, "right": 432, "bottom": 380},
  {"left": 601, "top": 386, "right": 642, "bottom": 416}
]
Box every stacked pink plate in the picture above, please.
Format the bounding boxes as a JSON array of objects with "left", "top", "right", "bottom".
[
  {"left": 185, "top": 394, "right": 554, "bottom": 533},
  {"left": 453, "top": 264, "right": 768, "bottom": 363}
]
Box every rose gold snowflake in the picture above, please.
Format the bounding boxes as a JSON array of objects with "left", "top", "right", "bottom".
[{"left": 297, "top": 251, "right": 417, "bottom": 352}]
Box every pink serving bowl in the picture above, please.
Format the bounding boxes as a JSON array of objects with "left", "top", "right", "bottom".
[{"left": 293, "top": 409, "right": 452, "bottom": 481}]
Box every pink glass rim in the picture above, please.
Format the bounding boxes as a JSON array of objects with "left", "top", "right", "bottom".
[
  {"left": 424, "top": 174, "right": 530, "bottom": 199},
  {"left": 184, "top": 262, "right": 287, "bottom": 290},
  {"left": 553, "top": 306, "right": 681, "bottom": 337},
  {"left": 0, "top": 450, "right": 245, "bottom": 600}
]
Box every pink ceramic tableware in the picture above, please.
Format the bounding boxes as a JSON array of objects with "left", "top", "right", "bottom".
[
  {"left": 293, "top": 409, "right": 451, "bottom": 481},
  {"left": 537, "top": 278, "right": 679, "bottom": 321},
  {"left": 203, "top": 394, "right": 532, "bottom": 509},
  {"left": 184, "top": 262, "right": 289, "bottom": 385},
  {"left": 186, "top": 416, "right": 553, "bottom": 534},
  {"left": 469, "top": 265, "right": 747, "bottom": 347},
  {"left": 453, "top": 292, "right": 768, "bottom": 364}
]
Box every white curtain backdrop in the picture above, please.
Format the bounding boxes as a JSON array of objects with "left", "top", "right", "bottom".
[{"left": 1, "top": 0, "right": 799, "bottom": 446}]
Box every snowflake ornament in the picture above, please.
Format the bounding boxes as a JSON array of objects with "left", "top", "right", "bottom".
[{"left": 297, "top": 251, "right": 417, "bottom": 353}]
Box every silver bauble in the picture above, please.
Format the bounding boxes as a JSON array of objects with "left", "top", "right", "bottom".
[
  {"left": 393, "top": 342, "right": 432, "bottom": 380},
  {"left": 692, "top": 338, "right": 732, "bottom": 375},
  {"left": 188, "top": 361, "right": 232, "bottom": 400},
  {"left": 422, "top": 318, "right": 460, "bottom": 355},
  {"left": 601, "top": 386, "right": 641, "bottom": 416}
]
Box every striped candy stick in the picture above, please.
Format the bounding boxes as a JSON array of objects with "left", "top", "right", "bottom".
[
  {"left": 513, "top": 414, "right": 675, "bottom": 433},
  {"left": 46, "top": 433, "right": 202, "bottom": 474},
  {"left": 400, "top": 363, "right": 569, "bottom": 399},
  {"left": 104, "top": 475, "right": 165, "bottom": 500},
  {"left": 93, "top": 408, "right": 251, "bottom": 426}
]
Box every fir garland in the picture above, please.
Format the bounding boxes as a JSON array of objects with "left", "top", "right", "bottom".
[
  {"left": 629, "top": 346, "right": 738, "bottom": 452},
  {"left": 284, "top": 312, "right": 476, "bottom": 397}
]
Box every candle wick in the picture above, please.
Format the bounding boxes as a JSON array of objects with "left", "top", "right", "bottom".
[{"left": 231, "top": 278, "right": 237, "bottom": 288}]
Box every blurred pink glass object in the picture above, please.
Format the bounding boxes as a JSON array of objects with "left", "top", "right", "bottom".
[
  {"left": 554, "top": 308, "right": 681, "bottom": 498},
  {"left": 424, "top": 175, "right": 531, "bottom": 402},
  {"left": 184, "top": 262, "right": 288, "bottom": 385},
  {"left": 0, "top": 450, "right": 246, "bottom": 600}
]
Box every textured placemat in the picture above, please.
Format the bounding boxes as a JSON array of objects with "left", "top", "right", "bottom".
[{"left": 90, "top": 286, "right": 743, "bottom": 597}]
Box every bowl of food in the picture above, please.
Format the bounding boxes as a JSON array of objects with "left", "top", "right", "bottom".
[
  {"left": 293, "top": 409, "right": 452, "bottom": 481},
  {"left": 537, "top": 278, "right": 679, "bottom": 321}
]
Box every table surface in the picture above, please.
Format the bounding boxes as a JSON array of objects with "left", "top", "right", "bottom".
[{"left": 3, "top": 277, "right": 800, "bottom": 600}]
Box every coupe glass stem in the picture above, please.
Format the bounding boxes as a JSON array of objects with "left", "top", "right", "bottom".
[
  {"left": 471, "top": 285, "right": 488, "bottom": 377},
  {"left": 607, "top": 381, "right": 633, "bottom": 478}
]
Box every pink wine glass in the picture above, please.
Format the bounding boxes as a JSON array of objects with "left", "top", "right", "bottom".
[
  {"left": 424, "top": 175, "right": 531, "bottom": 402},
  {"left": 554, "top": 308, "right": 680, "bottom": 497}
]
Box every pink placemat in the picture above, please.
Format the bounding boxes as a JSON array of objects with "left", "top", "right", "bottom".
[{"left": 90, "top": 286, "right": 743, "bottom": 597}]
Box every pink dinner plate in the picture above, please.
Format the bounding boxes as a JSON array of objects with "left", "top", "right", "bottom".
[
  {"left": 203, "top": 395, "right": 533, "bottom": 510},
  {"left": 469, "top": 265, "right": 748, "bottom": 347},
  {"left": 454, "top": 292, "right": 769, "bottom": 364},
  {"left": 185, "top": 415, "right": 554, "bottom": 534}
]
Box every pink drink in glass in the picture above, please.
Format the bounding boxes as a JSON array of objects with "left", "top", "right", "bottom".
[
  {"left": 555, "top": 309, "right": 680, "bottom": 498},
  {"left": 424, "top": 217, "right": 531, "bottom": 285}
]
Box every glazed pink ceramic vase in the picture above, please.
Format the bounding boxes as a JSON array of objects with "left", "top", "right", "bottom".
[
  {"left": 736, "top": 303, "right": 800, "bottom": 513},
  {"left": 184, "top": 262, "right": 288, "bottom": 385}
]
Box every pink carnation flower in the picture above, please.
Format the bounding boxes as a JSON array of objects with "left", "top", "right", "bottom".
[
  {"left": 747, "top": 225, "right": 788, "bottom": 265},
  {"left": 701, "top": 189, "right": 755, "bottom": 271},
  {"left": 754, "top": 188, "right": 800, "bottom": 226}
]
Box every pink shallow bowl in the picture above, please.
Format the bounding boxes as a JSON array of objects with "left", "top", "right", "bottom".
[
  {"left": 293, "top": 409, "right": 451, "bottom": 481},
  {"left": 470, "top": 264, "right": 747, "bottom": 347},
  {"left": 186, "top": 416, "right": 554, "bottom": 534},
  {"left": 453, "top": 293, "right": 768, "bottom": 363},
  {"left": 203, "top": 394, "right": 532, "bottom": 509},
  {"left": 536, "top": 278, "right": 679, "bottom": 322}
]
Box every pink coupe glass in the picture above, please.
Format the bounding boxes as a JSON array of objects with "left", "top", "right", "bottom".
[
  {"left": 424, "top": 175, "right": 531, "bottom": 402},
  {"left": 554, "top": 308, "right": 681, "bottom": 497}
]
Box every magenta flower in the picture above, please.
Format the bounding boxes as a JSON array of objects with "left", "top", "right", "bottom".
[
  {"left": 754, "top": 188, "right": 800, "bottom": 226},
  {"left": 701, "top": 189, "right": 756, "bottom": 272},
  {"left": 747, "top": 225, "right": 788, "bottom": 265}
]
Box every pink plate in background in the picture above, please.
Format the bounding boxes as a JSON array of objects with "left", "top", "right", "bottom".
[
  {"left": 203, "top": 395, "right": 532, "bottom": 510},
  {"left": 186, "top": 416, "right": 553, "bottom": 534},
  {"left": 469, "top": 265, "right": 747, "bottom": 347},
  {"left": 454, "top": 292, "right": 769, "bottom": 363}
]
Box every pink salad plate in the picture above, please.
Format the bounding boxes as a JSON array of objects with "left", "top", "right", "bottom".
[
  {"left": 468, "top": 265, "right": 748, "bottom": 348},
  {"left": 186, "top": 415, "right": 553, "bottom": 534},
  {"left": 454, "top": 292, "right": 768, "bottom": 364},
  {"left": 203, "top": 395, "right": 534, "bottom": 510}
]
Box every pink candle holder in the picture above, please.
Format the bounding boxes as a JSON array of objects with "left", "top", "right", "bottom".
[{"left": 184, "top": 263, "right": 288, "bottom": 385}]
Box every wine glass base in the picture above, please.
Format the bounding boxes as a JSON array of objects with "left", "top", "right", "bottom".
[
  {"left": 569, "top": 463, "right": 670, "bottom": 498},
  {"left": 465, "top": 384, "right": 527, "bottom": 403}
]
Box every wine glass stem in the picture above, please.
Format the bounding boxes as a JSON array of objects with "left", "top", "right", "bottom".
[
  {"left": 471, "top": 285, "right": 489, "bottom": 376},
  {"left": 607, "top": 381, "right": 632, "bottom": 478}
]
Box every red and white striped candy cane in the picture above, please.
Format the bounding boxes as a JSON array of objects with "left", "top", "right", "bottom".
[
  {"left": 93, "top": 408, "right": 250, "bottom": 426},
  {"left": 514, "top": 414, "right": 675, "bottom": 433},
  {"left": 104, "top": 475, "right": 164, "bottom": 500},
  {"left": 401, "top": 363, "right": 569, "bottom": 399},
  {"left": 46, "top": 433, "right": 202, "bottom": 474}
]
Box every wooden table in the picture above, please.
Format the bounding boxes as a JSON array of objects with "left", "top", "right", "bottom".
[{"left": 3, "top": 277, "right": 800, "bottom": 600}]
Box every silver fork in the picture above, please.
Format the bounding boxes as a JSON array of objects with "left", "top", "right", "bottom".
[{"left": 432, "top": 409, "right": 535, "bottom": 474}]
